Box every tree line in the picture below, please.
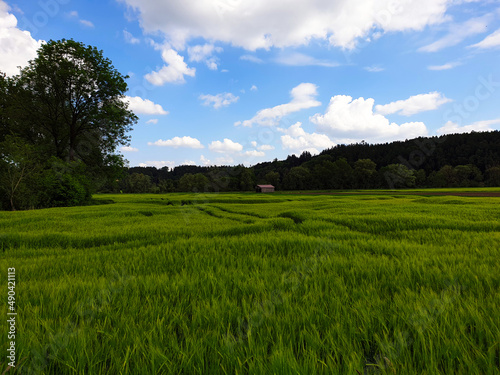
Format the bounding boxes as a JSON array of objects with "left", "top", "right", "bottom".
[{"left": 117, "top": 131, "right": 500, "bottom": 194}]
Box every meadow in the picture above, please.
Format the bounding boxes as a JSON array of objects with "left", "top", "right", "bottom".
[{"left": 1, "top": 190, "right": 499, "bottom": 374}]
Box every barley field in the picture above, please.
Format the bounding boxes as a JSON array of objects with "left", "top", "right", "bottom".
[{"left": 1, "top": 191, "right": 499, "bottom": 374}]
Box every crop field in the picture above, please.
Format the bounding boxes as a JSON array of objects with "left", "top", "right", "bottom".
[{"left": 1, "top": 191, "right": 499, "bottom": 374}]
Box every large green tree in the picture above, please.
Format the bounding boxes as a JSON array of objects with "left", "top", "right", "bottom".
[
  {"left": 7, "top": 39, "right": 137, "bottom": 176},
  {"left": 0, "top": 39, "right": 137, "bottom": 209}
]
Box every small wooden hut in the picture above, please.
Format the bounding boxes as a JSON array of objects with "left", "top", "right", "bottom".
[{"left": 256, "top": 184, "right": 275, "bottom": 193}]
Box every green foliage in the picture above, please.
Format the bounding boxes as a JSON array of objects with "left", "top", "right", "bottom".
[
  {"left": 0, "top": 39, "right": 136, "bottom": 210},
  {"left": 178, "top": 173, "right": 210, "bottom": 192},
  {"left": 0, "top": 135, "right": 42, "bottom": 210},
  {"left": 36, "top": 158, "right": 92, "bottom": 207},
  {"left": 123, "top": 173, "right": 152, "bottom": 193},
  {"left": 381, "top": 164, "right": 416, "bottom": 189},
  {"left": 485, "top": 166, "right": 500, "bottom": 187}
]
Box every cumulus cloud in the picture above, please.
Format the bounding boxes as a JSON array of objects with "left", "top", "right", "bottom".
[
  {"left": 469, "top": 28, "right": 500, "bottom": 49},
  {"left": 235, "top": 83, "right": 321, "bottom": 127},
  {"left": 148, "top": 136, "right": 204, "bottom": 148},
  {"left": 123, "top": 96, "right": 169, "bottom": 115},
  {"left": 375, "top": 92, "right": 451, "bottom": 116},
  {"left": 250, "top": 85, "right": 258, "bottom": 91},
  {"left": 419, "top": 15, "right": 491, "bottom": 52},
  {"left": 187, "top": 43, "right": 222, "bottom": 70},
  {"left": 279, "top": 122, "right": 335, "bottom": 155},
  {"left": 146, "top": 119, "right": 159, "bottom": 125},
  {"left": 119, "top": 0, "right": 450, "bottom": 50},
  {"left": 120, "top": 146, "right": 139, "bottom": 152},
  {"left": 199, "top": 92, "right": 239, "bottom": 109},
  {"left": 437, "top": 119, "right": 500, "bottom": 135},
  {"left": 311, "top": 95, "right": 428, "bottom": 143},
  {"left": 145, "top": 48, "right": 195, "bottom": 85},
  {"left": 208, "top": 138, "right": 243, "bottom": 153},
  {"left": 0, "top": 1, "right": 43, "bottom": 76}
]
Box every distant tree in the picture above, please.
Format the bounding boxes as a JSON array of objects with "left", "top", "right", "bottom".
[
  {"left": 264, "top": 171, "right": 280, "bottom": 189},
  {"left": 354, "top": 159, "right": 377, "bottom": 189},
  {"left": 454, "top": 164, "right": 483, "bottom": 187},
  {"left": 331, "top": 158, "right": 353, "bottom": 189},
  {"left": 434, "top": 165, "right": 457, "bottom": 187},
  {"left": 485, "top": 166, "right": 500, "bottom": 187},
  {"left": 158, "top": 179, "right": 175, "bottom": 193},
  {"left": 381, "top": 164, "right": 416, "bottom": 189},
  {"left": 126, "top": 173, "right": 152, "bottom": 193},
  {"left": 283, "top": 167, "right": 311, "bottom": 190},
  {"left": 178, "top": 173, "right": 210, "bottom": 192},
  {"left": 239, "top": 168, "right": 255, "bottom": 191},
  {"left": 414, "top": 169, "right": 427, "bottom": 188}
]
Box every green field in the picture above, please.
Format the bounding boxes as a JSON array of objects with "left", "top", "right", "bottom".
[{"left": 1, "top": 191, "right": 499, "bottom": 374}]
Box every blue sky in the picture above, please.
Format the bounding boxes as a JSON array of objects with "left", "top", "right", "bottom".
[{"left": 1, "top": 0, "right": 499, "bottom": 168}]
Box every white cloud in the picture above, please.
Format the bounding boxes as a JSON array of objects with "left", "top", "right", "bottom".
[
  {"left": 0, "top": 1, "right": 43, "bottom": 76},
  {"left": 419, "top": 15, "right": 491, "bottom": 52},
  {"left": 199, "top": 92, "right": 239, "bottom": 109},
  {"left": 139, "top": 160, "right": 175, "bottom": 168},
  {"left": 215, "top": 156, "right": 234, "bottom": 165},
  {"left": 146, "top": 119, "right": 159, "bottom": 125},
  {"left": 68, "top": 10, "right": 94, "bottom": 28},
  {"left": 258, "top": 144, "right": 275, "bottom": 151},
  {"left": 364, "top": 66, "right": 384, "bottom": 72},
  {"left": 428, "top": 62, "right": 461, "bottom": 70},
  {"left": 311, "top": 95, "right": 428, "bottom": 143},
  {"left": 208, "top": 138, "right": 243, "bottom": 153},
  {"left": 187, "top": 43, "right": 222, "bottom": 70},
  {"left": 244, "top": 150, "right": 266, "bottom": 157},
  {"left": 79, "top": 19, "right": 94, "bottom": 28},
  {"left": 240, "top": 55, "right": 264, "bottom": 63},
  {"left": 236, "top": 83, "right": 321, "bottom": 127},
  {"left": 120, "top": 0, "right": 451, "bottom": 50},
  {"left": 145, "top": 48, "right": 195, "bottom": 85},
  {"left": 148, "top": 136, "right": 204, "bottom": 148},
  {"left": 250, "top": 85, "right": 258, "bottom": 91},
  {"left": 274, "top": 52, "right": 339, "bottom": 67},
  {"left": 120, "top": 146, "right": 139, "bottom": 152},
  {"left": 279, "top": 122, "right": 335, "bottom": 155},
  {"left": 437, "top": 119, "right": 500, "bottom": 135},
  {"left": 375, "top": 92, "right": 451, "bottom": 116},
  {"left": 182, "top": 160, "right": 196, "bottom": 165},
  {"left": 200, "top": 155, "right": 211, "bottom": 166},
  {"left": 469, "top": 28, "right": 500, "bottom": 49},
  {"left": 123, "top": 96, "right": 169, "bottom": 115},
  {"left": 124, "top": 30, "right": 140, "bottom": 44}
]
